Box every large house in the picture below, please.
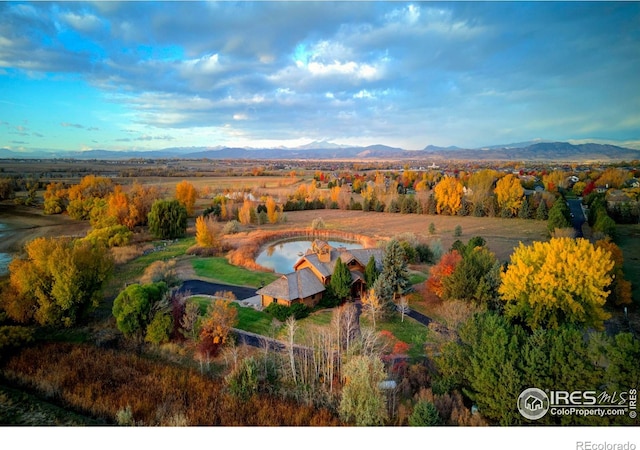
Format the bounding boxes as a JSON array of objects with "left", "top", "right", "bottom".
[{"left": 256, "top": 240, "right": 383, "bottom": 308}]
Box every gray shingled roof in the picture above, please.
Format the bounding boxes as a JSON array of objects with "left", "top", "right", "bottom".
[
  {"left": 295, "top": 247, "right": 384, "bottom": 277},
  {"left": 256, "top": 267, "right": 326, "bottom": 301}
]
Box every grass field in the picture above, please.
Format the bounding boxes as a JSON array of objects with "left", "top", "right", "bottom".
[
  {"left": 266, "top": 209, "right": 549, "bottom": 262},
  {"left": 102, "top": 237, "right": 196, "bottom": 300},
  {"left": 191, "top": 257, "right": 279, "bottom": 288},
  {"left": 0, "top": 385, "right": 101, "bottom": 425}
]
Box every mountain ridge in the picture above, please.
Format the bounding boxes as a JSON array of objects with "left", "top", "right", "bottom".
[{"left": 2, "top": 141, "right": 639, "bottom": 161}]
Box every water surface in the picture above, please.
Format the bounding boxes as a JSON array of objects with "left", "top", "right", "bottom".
[{"left": 255, "top": 239, "right": 362, "bottom": 274}]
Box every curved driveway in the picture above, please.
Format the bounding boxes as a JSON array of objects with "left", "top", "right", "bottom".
[{"left": 178, "top": 279, "right": 257, "bottom": 300}]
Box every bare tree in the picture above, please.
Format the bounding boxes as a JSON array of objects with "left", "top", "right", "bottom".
[
  {"left": 361, "top": 288, "right": 384, "bottom": 330},
  {"left": 180, "top": 300, "right": 201, "bottom": 340},
  {"left": 342, "top": 302, "right": 359, "bottom": 355},
  {"left": 285, "top": 315, "right": 299, "bottom": 385},
  {"left": 396, "top": 296, "right": 410, "bottom": 323}
]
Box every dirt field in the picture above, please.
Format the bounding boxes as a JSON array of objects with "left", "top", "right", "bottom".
[
  {"left": 267, "top": 209, "right": 549, "bottom": 262},
  {"left": 0, "top": 203, "right": 90, "bottom": 255}
]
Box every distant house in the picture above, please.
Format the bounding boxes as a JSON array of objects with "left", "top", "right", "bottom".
[{"left": 256, "top": 240, "right": 383, "bottom": 308}]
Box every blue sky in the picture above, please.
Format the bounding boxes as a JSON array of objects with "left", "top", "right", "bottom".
[{"left": 1, "top": 1, "right": 639, "bottom": 153}]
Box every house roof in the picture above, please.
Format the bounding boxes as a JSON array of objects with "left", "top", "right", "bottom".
[
  {"left": 294, "top": 246, "right": 384, "bottom": 277},
  {"left": 256, "top": 267, "right": 326, "bottom": 301}
]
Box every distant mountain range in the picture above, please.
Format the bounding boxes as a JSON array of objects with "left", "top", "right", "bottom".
[{"left": 2, "top": 140, "right": 639, "bottom": 162}]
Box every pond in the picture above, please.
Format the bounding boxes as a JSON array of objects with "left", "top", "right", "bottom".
[{"left": 255, "top": 240, "right": 362, "bottom": 274}]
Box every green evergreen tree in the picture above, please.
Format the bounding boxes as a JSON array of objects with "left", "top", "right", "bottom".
[
  {"left": 547, "top": 199, "right": 571, "bottom": 234},
  {"left": 409, "top": 400, "right": 442, "bottom": 426},
  {"left": 330, "top": 257, "right": 352, "bottom": 301},
  {"left": 379, "top": 239, "right": 411, "bottom": 302},
  {"left": 364, "top": 255, "right": 379, "bottom": 288},
  {"left": 535, "top": 199, "right": 549, "bottom": 220},
  {"left": 518, "top": 195, "right": 531, "bottom": 219}
]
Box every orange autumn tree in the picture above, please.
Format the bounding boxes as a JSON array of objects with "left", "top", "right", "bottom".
[
  {"left": 427, "top": 251, "right": 463, "bottom": 297},
  {"left": 199, "top": 297, "right": 238, "bottom": 356},
  {"left": 175, "top": 180, "right": 198, "bottom": 216},
  {"left": 433, "top": 176, "right": 464, "bottom": 215}
]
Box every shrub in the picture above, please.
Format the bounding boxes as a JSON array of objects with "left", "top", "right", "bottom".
[
  {"left": 409, "top": 400, "right": 442, "bottom": 426},
  {"left": 145, "top": 311, "right": 173, "bottom": 345},
  {"left": 264, "top": 302, "right": 309, "bottom": 321},
  {"left": 223, "top": 220, "right": 241, "bottom": 235},
  {"left": 415, "top": 243, "right": 434, "bottom": 264},
  {"left": 453, "top": 225, "right": 462, "bottom": 237},
  {"left": 139, "top": 260, "right": 178, "bottom": 286},
  {"left": 310, "top": 217, "right": 326, "bottom": 230}
]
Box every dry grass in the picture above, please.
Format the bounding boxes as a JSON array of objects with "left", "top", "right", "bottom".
[
  {"left": 2, "top": 342, "right": 340, "bottom": 426},
  {"left": 266, "top": 210, "right": 549, "bottom": 262}
]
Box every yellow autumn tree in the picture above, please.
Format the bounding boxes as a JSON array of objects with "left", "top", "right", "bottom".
[
  {"left": 238, "top": 199, "right": 255, "bottom": 225},
  {"left": 499, "top": 237, "right": 614, "bottom": 331},
  {"left": 195, "top": 215, "right": 222, "bottom": 252},
  {"left": 494, "top": 174, "right": 524, "bottom": 216},
  {"left": 433, "top": 176, "right": 464, "bottom": 215},
  {"left": 175, "top": 180, "right": 198, "bottom": 216},
  {"left": 466, "top": 169, "right": 498, "bottom": 208},
  {"left": 265, "top": 196, "right": 280, "bottom": 223}
]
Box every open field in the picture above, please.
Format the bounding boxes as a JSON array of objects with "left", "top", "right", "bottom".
[
  {"left": 0, "top": 203, "right": 90, "bottom": 255},
  {"left": 265, "top": 209, "right": 550, "bottom": 262}
]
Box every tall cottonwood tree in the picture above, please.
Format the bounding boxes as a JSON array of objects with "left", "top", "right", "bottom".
[
  {"left": 2, "top": 237, "right": 113, "bottom": 327},
  {"left": 494, "top": 174, "right": 524, "bottom": 216},
  {"left": 499, "top": 238, "right": 614, "bottom": 330},
  {"left": 175, "top": 180, "right": 198, "bottom": 216},
  {"left": 433, "top": 176, "right": 464, "bottom": 215}
]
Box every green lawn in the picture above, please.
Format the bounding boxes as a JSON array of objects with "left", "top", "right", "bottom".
[
  {"left": 409, "top": 272, "right": 428, "bottom": 285},
  {"left": 192, "top": 257, "right": 279, "bottom": 288},
  {"left": 360, "top": 314, "right": 431, "bottom": 360}
]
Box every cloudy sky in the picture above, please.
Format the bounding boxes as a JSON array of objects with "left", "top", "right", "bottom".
[{"left": 1, "top": 1, "right": 639, "bottom": 153}]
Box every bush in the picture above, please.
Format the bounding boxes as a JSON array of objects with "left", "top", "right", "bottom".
[
  {"left": 453, "top": 225, "right": 462, "bottom": 237},
  {"left": 223, "top": 220, "right": 241, "bottom": 235},
  {"left": 264, "top": 302, "right": 309, "bottom": 321},
  {"left": 415, "top": 243, "right": 434, "bottom": 264},
  {"left": 145, "top": 311, "right": 173, "bottom": 345},
  {"left": 310, "top": 217, "right": 326, "bottom": 230},
  {"left": 409, "top": 400, "right": 442, "bottom": 426}
]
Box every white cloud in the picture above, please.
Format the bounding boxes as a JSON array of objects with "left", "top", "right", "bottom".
[{"left": 60, "top": 11, "right": 103, "bottom": 34}]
